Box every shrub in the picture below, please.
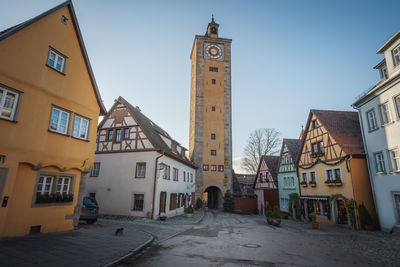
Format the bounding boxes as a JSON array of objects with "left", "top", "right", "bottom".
[
  {"left": 265, "top": 203, "right": 272, "bottom": 217},
  {"left": 195, "top": 197, "right": 203, "bottom": 209},
  {"left": 272, "top": 206, "right": 280, "bottom": 219},
  {"left": 184, "top": 206, "right": 194, "bottom": 214},
  {"left": 309, "top": 212, "right": 316, "bottom": 222},
  {"left": 223, "top": 190, "right": 234, "bottom": 212}
]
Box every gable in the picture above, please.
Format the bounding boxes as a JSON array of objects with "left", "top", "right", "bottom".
[{"left": 0, "top": 1, "right": 106, "bottom": 115}]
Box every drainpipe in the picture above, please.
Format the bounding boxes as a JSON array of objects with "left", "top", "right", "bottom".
[{"left": 151, "top": 151, "right": 164, "bottom": 220}]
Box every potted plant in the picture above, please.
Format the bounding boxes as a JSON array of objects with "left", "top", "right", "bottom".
[
  {"left": 309, "top": 212, "right": 319, "bottom": 229},
  {"left": 159, "top": 212, "right": 167, "bottom": 221},
  {"left": 359, "top": 203, "right": 374, "bottom": 230},
  {"left": 266, "top": 204, "right": 281, "bottom": 226},
  {"left": 184, "top": 206, "right": 194, "bottom": 218}
]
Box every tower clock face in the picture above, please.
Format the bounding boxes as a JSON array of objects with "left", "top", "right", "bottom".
[{"left": 204, "top": 43, "right": 224, "bottom": 61}]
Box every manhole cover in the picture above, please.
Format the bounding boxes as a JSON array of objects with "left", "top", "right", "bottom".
[{"left": 242, "top": 243, "right": 261, "bottom": 248}]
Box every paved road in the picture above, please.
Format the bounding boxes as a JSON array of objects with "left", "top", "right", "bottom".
[{"left": 130, "top": 210, "right": 380, "bottom": 267}]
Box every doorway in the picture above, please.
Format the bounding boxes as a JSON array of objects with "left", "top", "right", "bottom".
[
  {"left": 205, "top": 186, "right": 222, "bottom": 209},
  {"left": 336, "top": 199, "right": 348, "bottom": 224}
]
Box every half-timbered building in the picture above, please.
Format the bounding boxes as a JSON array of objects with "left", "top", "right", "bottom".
[
  {"left": 86, "top": 96, "right": 197, "bottom": 220},
  {"left": 297, "top": 110, "right": 377, "bottom": 229},
  {"left": 277, "top": 139, "right": 301, "bottom": 217},
  {"left": 253, "top": 156, "right": 280, "bottom": 215}
]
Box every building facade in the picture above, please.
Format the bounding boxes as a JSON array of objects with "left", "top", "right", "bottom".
[
  {"left": 0, "top": 1, "right": 106, "bottom": 237},
  {"left": 86, "top": 97, "right": 196, "bottom": 220},
  {"left": 253, "top": 156, "right": 280, "bottom": 215},
  {"left": 189, "top": 17, "right": 232, "bottom": 208},
  {"left": 236, "top": 173, "right": 256, "bottom": 196},
  {"left": 353, "top": 30, "right": 400, "bottom": 231},
  {"left": 277, "top": 139, "right": 301, "bottom": 217},
  {"left": 297, "top": 110, "right": 377, "bottom": 229}
]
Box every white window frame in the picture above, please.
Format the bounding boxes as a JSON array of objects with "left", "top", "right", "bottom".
[
  {"left": 47, "top": 48, "right": 66, "bottom": 73},
  {"left": 380, "top": 66, "right": 389, "bottom": 80},
  {"left": 136, "top": 163, "right": 146, "bottom": 178},
  {"left": 0, "top": 86, "right": 19, "bottom": 121},
  {"left": 37, "top": 176, "right": 54, "bottom": 195},
  {"left": 173, "top": 167, "right": 179, "bottom": 181},
  {"left": 366, "top": 109, "right": 378, "bottom": 131},
  {"left": 49, "top": 106, "right": 70, "bottom": 134},
  {"left": 72, "top": 115, "right": 90, "bottom": 140},
  {"left": 325, "top": 168, "right": 334, "bottom": 182},
  {"left": 132, "top": 193, "right": 145, "bottom": 211},
  {"left": 190, "top": 173, "right": 193, "bottom": 183},
  {"left": 374, "top": 152, "right": 386, "bottom": 173},
  {"left": 388, "top": 148, "right": 400, "bottom": 172},
  {"left": 91, "top": 162, "right": 100, "bottom": 177},
  {"left": 379, "top": 102, "right": 392, "bottom": 125},
  {"left": 56, "top": 177, "right": 71, "bottom": 194},
  {"left": 392, "top": 44, "right": 400, "bottom": 67},
  {"left": 393, "top": 94, "right": 400, "bottom": 119},
  {"left": 309, "top": 171, "right": 316, "bottom": 183}
]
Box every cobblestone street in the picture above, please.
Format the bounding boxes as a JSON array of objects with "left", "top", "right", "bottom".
[{"left": 130, "top": 211, "right": 400, "bottom": 267}]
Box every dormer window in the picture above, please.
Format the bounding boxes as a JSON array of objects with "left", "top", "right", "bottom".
[
  {"left": 392, "top": 44, "right": 400, "bottom": 67},
  {"left": 380, "top": 66, "right": 389, "bottom": 80},
  {"left": 211, "top": 27, "right": 217, "bottom": 34}
]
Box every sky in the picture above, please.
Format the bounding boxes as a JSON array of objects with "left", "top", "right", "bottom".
[{"left": 1, "top": 0, "right": 400, "bottom": 173}]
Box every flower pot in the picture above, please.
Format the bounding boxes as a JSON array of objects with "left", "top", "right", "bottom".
[
  {"left": 364, "top": 224, "right": 375, "bottom": 231},
  {"left": 311, "top": 221, "right": 319, "bottom": 229}
]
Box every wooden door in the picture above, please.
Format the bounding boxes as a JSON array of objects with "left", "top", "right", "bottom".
[{"left": 160, "top": 192, "right": 166, "bottom": 213}]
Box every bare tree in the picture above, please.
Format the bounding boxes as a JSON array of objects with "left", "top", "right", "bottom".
[{"left": 241, "top": 128, "right": 281, "bottom": 174}]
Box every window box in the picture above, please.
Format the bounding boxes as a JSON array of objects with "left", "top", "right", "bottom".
[
  {"left": 310, "top": 182, "right": 317, "bottom": 187},
  {"left": 36, "top": 192, "right": 73, "bottom": 204},
  {"left": 300, "top": 181, "right": 308, "bottom": 187}
]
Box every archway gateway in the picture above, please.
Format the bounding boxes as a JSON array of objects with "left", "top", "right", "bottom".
[{"left": 204, "top": 186, "right": 222, "bottom": 209}]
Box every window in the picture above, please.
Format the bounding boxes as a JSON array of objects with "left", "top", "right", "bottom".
[
  {"left": 209, "top": 67, "right": 218, "bottom": 72},
  {"left": 312, "top": 143, "right": 318, "bottom": 153},
  {"left": 124, "top": 128, "right": 130, "bottom": 139},
  {"left": 379, "top": 102, "right": 391, "bottom": 125},
  {"left": 72, "top": 115, "right": 89, "bottom": 140},
  {"left": 183, "top": 171, "right": 186, "bottom": 182},
  {"left": 91, "top": 163, "right": 100, "bottom": 177},
  {"left": 133, "top": 194, "right": 144, "bottom": 211},
  {"left": 218, "top": 165, "right": 224, "bottom": 172},
  {"left": 35, "top": 173, "right": 74, "bottom": 204},
  {"left": 392, "top": 44, "right": 400, "bottom": 66},
  {"left": 312, "top": 120, "right": 318, "bottom": 129},
  {"left": 210, "top": 165, "right": 217, "bottom": 171},
  {"left": 366, "top": 109, "right": 378, "bottom": 131},
  {"left": 301, "top": 173, "right": 307, "bottom": 183},
  {"left": 56, "top": 177, "right": 70, "bottom": 194},
  {"left": 108, "top": 130, "right": 113, "bottom": 140},
  {"left": 334, "top": 168, "right": 342, "bottom": 181},
  {"left": 115, "top": 129, "right": 122, "bottom": 142},
  {"left": 375, "top": 152, "right": 386, "bottom": 173},
  {"left": 380, "top": 66, "right": 389, "bottom": 80},
  {"left": 0, "top": 86, "right": 19, "bottom": 120},
  {"left": 190, "top": 173, "right": 193, "bottom": 182},
  {"left": 389, "top": 149, "right": 400, "bottom": 172},
  {"left": 211, "top": 133, "right": 216, "bottom": 140},
  {"left": 163, "top": 165, "right": 170, "bottom": 179},
  {"left": 211, "top": 106, "right": 216, "bottom": 111},
  {"left": 136, "top": 163, "right": 146, "bottom": 178},
  {"left": 173, "top": 168, "right": 179, "bottom": 181},
  {"left": 394, "top": 94, "right": 400, "bottom": 119},
  {"left": 47, "top": 48, "right": 66, "bottom": 72},
  {"left": 326, "top": 169, "right": 333, "bottom": 182},
  {"left": 211, "top": 79, "right": 216, "bottom": 84},
  {"left": 203, "top": 164, "right": 209, "bottom": 171},
  {"left": 49, "top": 107, "right": 70, "bottom": 134},
  {"left": 318, "top": 141, "right": 324, "bottom": 154},
  {"left": 290, "top": 177, "right": 294, "bottom": 188},
  {"left": 310, "top": 171, "right": 316, "bottom": 183},
  {"left": 211, "top": 150, "right": 216, "bottom": 156}
]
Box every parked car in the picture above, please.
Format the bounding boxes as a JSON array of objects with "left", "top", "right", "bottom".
[{"left": 80, "top": 197, "right": 98, "bottom": 224}]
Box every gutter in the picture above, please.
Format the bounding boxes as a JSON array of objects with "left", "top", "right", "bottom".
[{"left": 151, "top": 151, "right": 164, "bottom": 220}]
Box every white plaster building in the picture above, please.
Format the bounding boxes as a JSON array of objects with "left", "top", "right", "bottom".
[
  {"left": 86, "top": 96, "right": 197, "bottom": 220},
  {"left": 353, "top": 30, "right": 400, "bottom": 232}
]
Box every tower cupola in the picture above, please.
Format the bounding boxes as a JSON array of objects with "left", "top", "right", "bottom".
[{"left": 206, "top": 15, "right": 219, "bottom": 38}]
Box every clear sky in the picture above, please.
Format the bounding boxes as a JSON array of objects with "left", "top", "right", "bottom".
[{"left": 2, "top": 0, "right": 400, "bottom": 172}]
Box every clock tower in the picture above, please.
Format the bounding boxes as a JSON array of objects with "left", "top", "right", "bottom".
[{"left": 189, "top": 17, "right": 232, "bottom": 208}]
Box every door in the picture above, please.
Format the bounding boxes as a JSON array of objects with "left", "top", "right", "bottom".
[
  {"left": 160, "top": 192, "right": 166, "bottom": 214},
  {"left": 337, "top": 199, "right": 348, "bottom": 224},
  {"left": 394, "top": 194, "right": 400, "bottom": 223}
]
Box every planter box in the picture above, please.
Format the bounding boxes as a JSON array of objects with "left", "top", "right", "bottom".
[{"left": 311, "top": 221, "right": 319, "bottom": 229}]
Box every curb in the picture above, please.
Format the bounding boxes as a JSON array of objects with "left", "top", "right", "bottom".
[
  {"left": 193, "top": 210, "right": 205, "bottom": 224},
  {"left": 102, "top": 230, "right": 155, "bottom": 267}
]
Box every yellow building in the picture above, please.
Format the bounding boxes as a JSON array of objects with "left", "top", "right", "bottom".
[
  {"left": 0, "top": 1, "right": 106, "bottom": 237},
  {"left": 189, "top": 17, "right": 232, "bottom": 208},
  {"left": 297, "top": 110, "right": 377, "bottom": 229}
]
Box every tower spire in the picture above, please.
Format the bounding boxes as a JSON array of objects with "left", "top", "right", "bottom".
[{"left": 211, "top": 14, "right": 215, "bottom": 23}]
